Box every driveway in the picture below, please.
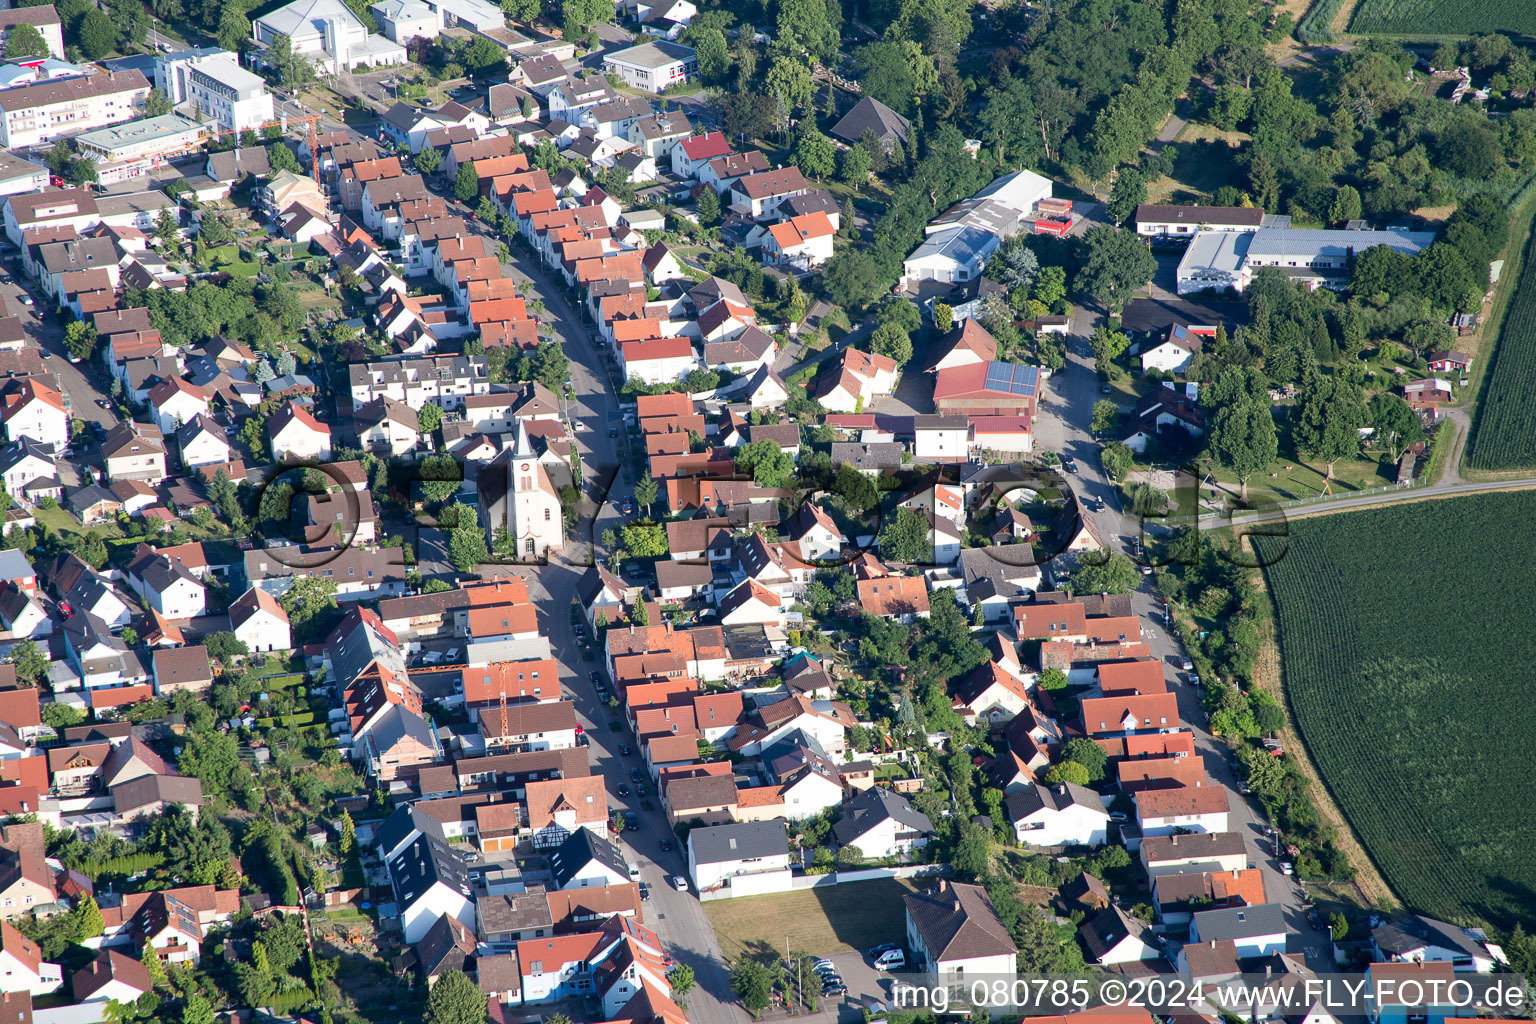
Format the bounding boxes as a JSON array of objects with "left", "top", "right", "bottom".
[{"left": 0, "top": 276, "right": 117, "bottom": 430}]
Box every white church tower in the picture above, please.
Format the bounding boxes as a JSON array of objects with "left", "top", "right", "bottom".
[{"left": 481, "top": 420, "right": 564, "bottom": 560}]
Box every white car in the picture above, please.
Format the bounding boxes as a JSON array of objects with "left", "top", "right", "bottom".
[
  {"left": 874, "top": 949, "right": 905, "bottom": 970},
  {"left": 670, "top": 875, "right": 688, "bottom": 892}
]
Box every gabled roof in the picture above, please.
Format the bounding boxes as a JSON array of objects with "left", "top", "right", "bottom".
[
  {"left": 688, "top": 820, "right": 788, "bottom": 865},
  {"left": 903, "top": 881, "right": 1015, "bottom": 962},
  {"left": 830, "top": 96, "right": 911, "bottom": 147},
  {"left": 833, "top": 786, "right": 934, "bottom": 846},
  {"left": 547, "top": 825, "right": 629, "bottom": 889},
  {"left": 1078, "top": 904, "right": 1154, "bottom": 962}
]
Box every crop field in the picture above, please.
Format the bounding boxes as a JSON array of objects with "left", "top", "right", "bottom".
[
  {"left": 1257, "top": 492, "right": 1536, "bottom": 928},
  {"left": 1350, "top": 0, "right": 1536, "bottom": 35},
  {"left": 1466, "top": 230, "right": 1536, "bottom": 471}
]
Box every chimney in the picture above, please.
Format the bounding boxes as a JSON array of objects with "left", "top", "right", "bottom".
[{"left": 937, "top": 878, "right": 947, "bottom": 893}]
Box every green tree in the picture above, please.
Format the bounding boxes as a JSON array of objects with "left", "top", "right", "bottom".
[
  {"left": 932, "top": 301, "right": 953, "bottom": 333},
  {"left": 630, "top": 598, "right": 649, "bottom": 625},
  {"left": 1105, "top": 169, "right": 1146, "bottom": 226},
  {"left": 447, "top": 505, "right": 489, "bottom": 572},
  {"left": 694, "top": 27, "right": 729, "bottom": 83},
  {"left": 1043, "top": 760, "right": 1091, "bottom": 785},
  {"left": 620, "top": 521, "right": 667, "bottom": 558},
  {"left": 142, "top": 943, "right": 167, "bottom": 988},
  {"left": 1091, "top": 399, "right": 1120, "bottom": 436},
  {"left": 1075, "top": 226, "right": 1157, "bottom": 311},
  {"left": 177, "top": 729, "right": 250, "bottom": 799},
  {"left": 1369, "top": 392, "right": 1423, "bottom": 461},
  {"left": 695, "top": 185, "right": 720, "bottom": 226},
  {"left": 69, "top": 893, "right": 104, "bottom": 940},
  {"left": 425, "top": 970, "right": 487, "bottom": 1024},
  {"left": 417, "top": 403, "right": 443, "bottom": 433},
  {"left": 879, "top": 507, "right": 932, "bottom": 563},
  {"left": 734, "top": 437, "right": 796, "bottom": 488},
  {"left": 869, "top": 323, "right": 912, "bottom": 365},
  {"left": 952, "top": 826, "right": 991, "bottom": 881},
  {"left": 731, "top": 959, "right": 774, "bottom": 1014},
  {"left": 339, "top": 810, "right": 355, "bottom": 855},
  {"left": 1330, "top": 912, "right": 1350, "bottom": 942},
  {"left": 415, "top": 145, "right": 442, "bottom": 175},
  {"left": 42, "top": 702, "right": 85, "bottom": 730},
  {"left": 269, "top": 143, "right": 302, "bottom": 173},
  {"left": 202, "top": 631, "right": 247, "bottom": 665},
  {"left": 63, "top": 319, "right": 97, "bottom": 362},
  {"left": 1293, "top": 377, "right": 1366, "bottom": 479},
  {"left": 1328, "top": 185, "right": 1362, "bottom": 225},
  {"left": 280, "top": 576, "right": 339, "bottom": 642},
  {"left": 793, "top": 121, "right": 836, "bottom": 179},
  {"left": 766, "top": 56, "right": 813, "bottom": 109},
  {"left": 1038, "top": 667, "right": 1069, "bottom": 691},
  {"left": 1061, "top": 738, "right": 1109, "bottom": 782},
  {"left": 822, "top": 250, "right": 881, "bottom": 311},
  {"left": 633, "top": 472, "right": 658, "bottom": 514},
  {"left": 8, "top": 639, "right": 47, "bottom": 687},
  {"left": 4, "top": 22, "right": 49, "bottom": 59},
  {"left": 454, "top": 162, "right": 480, "bottom": 203},
  {"left": 1101, "top": 440, "right": 1134, "bottom": 481},
  {"left": 1069, "top": 551, "right": 1140, "bottom": 595},
  {"left": 77, "top": 8, "right": 115, "bottom": 58},
  {"left": 667, "top": 964, "right": 695, "bottom": 997},
  {"left": 1090, "top": 326, "right": 1131, "bottom": 378},
  {"left": 500, "top": 0, "right": 538, "bottom": 20},
  {"left": 1208, "top": 397, "right": 1278, "bottom": 500},
  {"left": 838, "top": 142, "right": 870, "bottom": 189}
]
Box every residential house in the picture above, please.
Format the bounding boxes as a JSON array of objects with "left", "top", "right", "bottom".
[
  {"left": 269, "top": 402, "right": 333, "bottom": 462},
  {"left": 1005, "top": 782, "right": 1110, "bottom": 847},
  {"left": 686, "top": 820, "right": 791, "bottom": 892},
  {"left": 832, "top": 787, "right": 935, "bottom": 859},
  {"left": 904, "top": 881, "right": 1017, "bottom": 976},
  {"left": 229, "top": 586, "right": 291, "bottom": 653}
]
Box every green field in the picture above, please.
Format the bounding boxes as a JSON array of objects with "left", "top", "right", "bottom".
[
  {"left": 1257, "top": 492, "right": 1536, "bottom": 929},
  {"left": 1350, "top": 0, "right": 1536, "bottom": 35},
  {"left": 1467, "top": 229, "right": 1536, "bottom": 471}
]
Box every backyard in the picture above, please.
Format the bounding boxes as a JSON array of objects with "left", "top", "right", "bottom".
[{"left": 704, "top": 878, "right": 918, "bottom": 961}]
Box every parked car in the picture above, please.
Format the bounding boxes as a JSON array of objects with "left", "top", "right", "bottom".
[
  {"left": 619, "top": 743, "right": 632, "bottom": 756},
  {"left": 874, "top": 949, "right": 905, "bottom": 970},
  {"left": 590, "top": 671, "right": 603, "bottom": 685},
  {"left": 629, "top": 767, "right": 642, "bottom": 783},
  {"left": 624, "top": 812, "right": 640, "bottom": 830},
  {"left": 824, "top": 984, "right": 847, "bottom": 997},
  {"left": 812, "top": 960, "right": 836, "bottom": 972},
  {"left": 659, "top": 839, "right": 671, "bottom": 852},
  {"left": 1178, "top": 657, "right": 1193, "bottom": 671},
  {"left": 638, "top": 882, "right": 651, "bottom": 902},
  {"left": 670, "top": 875, "right": 688, "bottom": 891},
  {"left": 1108, "top": 810, "right": 1128, "bottom": 823},
  {"left": 617, "top": 784, "right": 630, "bottom": 797}
]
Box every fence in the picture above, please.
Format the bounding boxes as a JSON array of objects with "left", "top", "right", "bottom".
[{"left": 699, "top": 863, "right": 949, "bottom": 901}]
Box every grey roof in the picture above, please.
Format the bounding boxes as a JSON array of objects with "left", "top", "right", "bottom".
[
  {"left": 1192, "top": 902, "right": 1287, "bottom": 941},
  {"left": 414, "top": 912, "right": 473, "bottom": 978},
  {"left": 1371, "top": 915, "right": 1490, "bottom": 961},
  {"left": 110, "top": 773, "right": 204, "bottom": 812},
  {"left": 387, "top": 831, "right": 471, "bottom": 907},
  {"left": 605, "top": 40, "right": 694, "bottom": 70},
  {"left": 477, "top": 890, "right": 555, "bottom": 936},
  {"left": 780, "top": 189, "right": 840, "bottom": 221},
  {"left": 1078, "top": 904, "right": 1153, "bottom": 962},
  {"left": 1004, "top": 782, "right": 1107, "bottom": 822},
  {"left": 367, "top": 703, "right": 438, "bottom": 756},
  {"left": 906, "top": 225, "right": 998, "bottom": 268},
  {"left": 830, "top": 96, "right": 910, "bottom": 148},
  {"left": 206, "top": 146, "right": 271, "bottom": 183},
  {"left": 829, "top": 442, "right": 903, "bottom": 472},
  {"left": 323, "top": 606, "right": 411, "bottom": 690},
  {"left": 688, "top": 820, "right": 789, "bottom": 865},
  {"left": 1141, "top": 831, "right": 1250, "bottom": 865},
  {"left": 375, "top": 803, "right": 447, "bottom": 856},
  {"left": 832, "top": 787, "right": 934, "bottom": 847},
  {"left": 1247, "top": 226, "right": 1437, "bottom": 261},
  {"left": 548, "top": 825, "right": 629, "bottom": 888},
  {"left": 654, "top": 560, "right": 712, "bottom": 591}
]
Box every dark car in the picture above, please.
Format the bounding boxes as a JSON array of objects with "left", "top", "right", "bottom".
[
  {"left": 659, "top": 839, "right": 671, "bottom": 852},
  {"left": 590, "top": 671, "right": 602, "bottom": 685},
  {"left": 639, "top": 883, "right": 651, "bottom": 902},
  {"left": 617, "top": 784, "right": 630, "bottom": 797},
  {"left": 619, "top": 743, "right": 632, "bottom": 756},
  {"left": 1064, "top": 459, "right": 1079, "bottom": 474},
  {"left": 624, "top": 811, "right": 640, "bottom": 830},
  {"left": 95, "top": 399, "right": 110, "bottom": 409},
  {"left": 621, "top": 499, "right": 633, "bottom": 515},
  {"left": 629, "top": 767, "right": 642, "bottom": 783},
  {"left": 823, "top": 984, "right": 847, "bottom": 997}
]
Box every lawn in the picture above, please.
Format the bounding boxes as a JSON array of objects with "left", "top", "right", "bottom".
[
  {"left": 704, "top": 878, "right": 918, "bottom": 961},
  {"left": 1256, "top": 491, "right": 1536, "bottom": 929}
]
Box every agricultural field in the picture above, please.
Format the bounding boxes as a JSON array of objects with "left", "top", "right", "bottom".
[
  {"left": 1256, "top": 491, "right": 1536, "bottom": 929},
  {"left": 1349, "top": 0, "right": 1536, "bottom": 35},
  {"left": 1467, "top": 230, "right": 1536, "bottom": 471}
]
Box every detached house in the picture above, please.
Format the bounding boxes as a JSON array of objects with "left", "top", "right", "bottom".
[
  {"left": 832, "top": 787, "right": 935, "bottom": 859},
  {"left": 904, "top": 881, "right": 1017, "bottom": 976},
  {"left": 762, "top": 212, "right": 836, "bottom": 268},
  {"left": 1005, "top": 782, "right": 1110, "bottom": 847},
  {"left": 0, "top": 381, "right": 68, "bottom": 451},
  {"left": 729, "top": 167, "right": 810, "bottom": 220},
  {"left": 230, "top": 586, "right": 291, "bottom": 653},
  {"left": 0, "top": 921, "right": 61, "bottom": 995},
  {"left": 146, "top": 377, "right": 208, "bottom": 434},
  {"left": 270, "top": 401, "right": 333, "bottom": 462}
]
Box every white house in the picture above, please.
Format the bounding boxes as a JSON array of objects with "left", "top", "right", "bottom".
[
  {"left": 154, "top": 49, "right": 274, "bottom": 134},
  {"left": 904, "top": 881, "right": 1018, "bottom": 976},
  {"left": 1133, "top": 784, "right": 1230, "bottom": 843},
  {"left": 1139, "top": 323, "right": 1213, "bottom": 374},
  {"left": 1190, "top": 904, "right": 1288, "bottom": 957},
  {"left": 230, "top": 586, "right": 292, "bottom": 652},
  {"left": 0, "top": 921, "right": 63, "bottom": 995},
  {"left": 729, "top": 168, "right": 810, "bottom": 220},
  {"left": 146, "top": 377, "right": 209, "bottom": 434},
  {"left": 831, "top": 787, "right": 934, "bottom": 859},
  {"left": 902, "top": 225, "right": 1000, "bottom": 287},
  {"left": 603, "top": 41, "right": 697, "bottom": 94},
  {"left": 251, "top": 0, "right": 407, "bottom": 75},
  {"left": 1078, "top": 905, "right": 1161, "bottom": 966},
  {"left": 174, "top": 415, "right": 231, "bottom": 471},
  {"left": 0, "top": 380, "right": 68, "bottom": 451},
  {"left": 621, "top": 337, "right": 697, "bottom": 385},
  {"left": 71, "top": 950, "right": 151, "bottom": 1004},
  {"left": 687, "top": 820, "right": 792, "bottom": 892},
  {"left": 387, "top": 832, "right": 475, "bottom": 944},
  {"left": 1370, "top": 915, "right": 1502, "bottom": 974},
  {"left": 1005, "top": 782, "right": 1110, "bottom": 847},
  {"left": 0, "top": 584, "right": 49, "bottom": 639},
  {"left": 912, "top": 414, "right": 969, "bottom": 463},
  {"left": 356, "top": 396, "right": 421, "bottom": 456},
  {"left": 548, "top": 828, "right": 632, "bottom": 891},
  {"left": 762, "top": 212, "right": 835, "bottom": 268},
  {"left": 269, "top": 402, "right": 333, "bottom": 462},
  {"left": 670, "top": 131, "right": 731, "bottom": 178},
  {"left": 0, "top": 7, "right": 65, "bottom": 60},
  {"left": 0, "top": 440, "right": 58, "bottom": 502},
  {"left": 127, "top": 547, "right": 208, "bottom": 620}
]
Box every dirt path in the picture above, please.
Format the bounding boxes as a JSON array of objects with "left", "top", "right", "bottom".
[
  {"left": 1330, "top": 0, "right": 1363, "bottom": 34},
  {"left": 1247, "top": 558, "right": 1399, "bottom": 911}
]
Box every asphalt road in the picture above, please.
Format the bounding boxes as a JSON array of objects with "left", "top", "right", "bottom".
[
  {"left": 1032, "top": 307, "right": 1333, "bottom": 967},
  {"left": 0, "top": 275, "right": 118, "bottom": 431}
]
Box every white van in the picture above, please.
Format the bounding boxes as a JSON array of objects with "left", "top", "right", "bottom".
[{"left": 874, "top": 949, "right": 905, "bottom": 970}]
